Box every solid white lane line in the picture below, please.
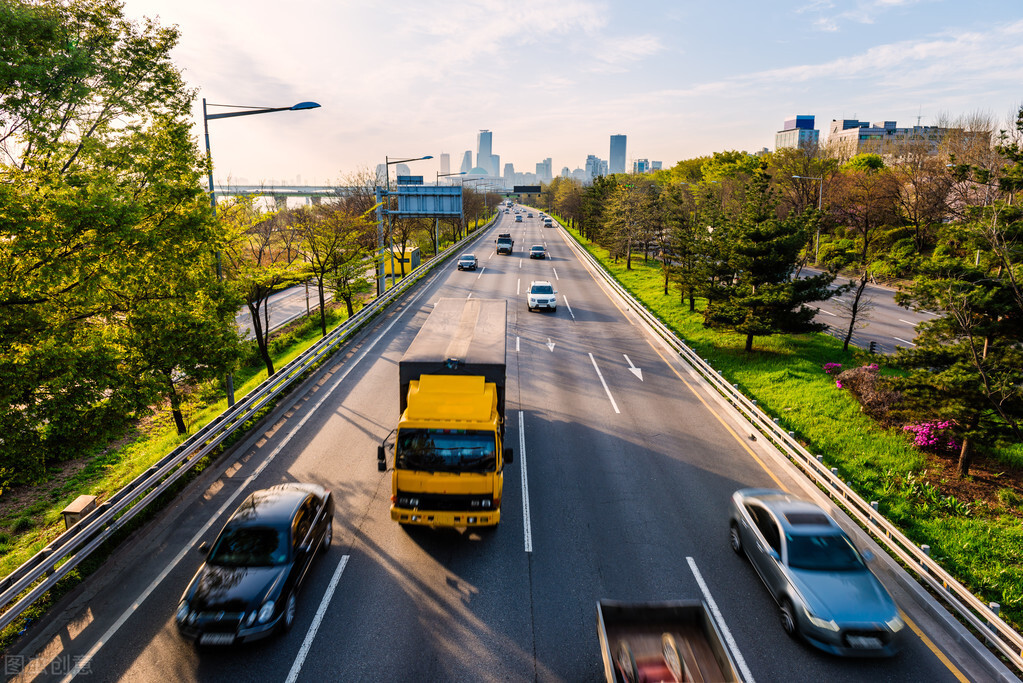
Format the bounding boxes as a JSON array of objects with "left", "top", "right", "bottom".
[
  {"left": 62, "top": 287, "right": 431, "bottom": 681},
  {"left": 563, "top": 296, "right": 576, "bottom": 320},
  {"left": 894, "top": 337, "right": 917, "bottom": 347},
  {"left": 519, "top": 411, "right": 532, "bottom": 553},
  {"left": 687, "top": 557, "right": 755, "bottom": 683},
  {"left": 589, "top": 353, "right": 620, "bottom": 414},
  {"left": 285, "top": 554, "right": 350, "bottom": 683}
]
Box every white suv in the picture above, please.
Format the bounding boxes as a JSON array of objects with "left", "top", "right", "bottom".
[{"left": 527, "top": 280, "right": 557, "bottom": 312}]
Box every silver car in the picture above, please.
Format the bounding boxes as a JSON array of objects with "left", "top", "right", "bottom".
[
  {"left": 728, "top": 488, "right": 903, "bottom": 656},
  {"left": 457, "top": 253, "right": 477, "bottom": 270}
]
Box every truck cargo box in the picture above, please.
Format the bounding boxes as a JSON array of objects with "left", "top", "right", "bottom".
[{"left": 399, "top": 298, "right": 507, "bottom": 419}]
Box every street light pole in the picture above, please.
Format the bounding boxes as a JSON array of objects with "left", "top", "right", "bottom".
[
  {"left": 203, "top": 98, "right": 320, "bottom": 406},
  {"left": 793, "top": 175, "right": 823, "bottom": 263},
  {"left": 380, "top": 155, "right": 432, "bottom": 293}
]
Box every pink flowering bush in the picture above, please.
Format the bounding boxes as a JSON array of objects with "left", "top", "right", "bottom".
[
  {"left": 823, "top": 362, "right": 843, "bottom": 374},
  {"left": 835, "top": 379, "right": 843, "bottom": 389},
  {"left": 903, "top": 421, "right": 959, "bottom": 453}
]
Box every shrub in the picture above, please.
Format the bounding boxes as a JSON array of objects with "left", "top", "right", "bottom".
[
  {"left": 903, "top": 421, "right": 959, "bottom": 453},
  {"left": 835, "top": 365, "right": 901, "bottom": 424}
]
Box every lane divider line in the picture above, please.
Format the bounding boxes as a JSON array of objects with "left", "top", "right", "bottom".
[
  {"left": 687, "top": 557, "right": 755, "bottom": 683},
  {"left": 519, "top": 411, "right": 532, "bottom": 553},
  {"left": 285, "top": 554, "right": 350, "bottom": 683},
  {"left": 588, "top": 353, "right": 620, "bottom": 414}
]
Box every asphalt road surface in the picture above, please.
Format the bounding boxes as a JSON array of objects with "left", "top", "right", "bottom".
[{"left": 8, "top": 207, "right": 1011, "bottom": 682}]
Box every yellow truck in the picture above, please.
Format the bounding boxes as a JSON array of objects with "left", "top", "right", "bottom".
[{"left": 377, "top": 298, "right": 512, "bottom": 527}]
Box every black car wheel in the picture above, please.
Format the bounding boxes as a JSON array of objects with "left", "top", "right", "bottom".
[
  {"left": 729, "top": 522, "right": 742, "bottom": 554},
  {"left": 780, "top": 599, "right": 797, "bottom": 638},
  {"left": 282, "top": 592, "right": 297, "bottom": 633},
  {"left": 321, "top": 520, "right": 333, "bottom": 551}
]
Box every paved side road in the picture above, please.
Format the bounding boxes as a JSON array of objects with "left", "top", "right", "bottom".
[
  {"left": 802, "top": 267, "right": 938, "bottom": 354},
  {"left": 234, "top": 283, "right": 334, "bottom": 340}
]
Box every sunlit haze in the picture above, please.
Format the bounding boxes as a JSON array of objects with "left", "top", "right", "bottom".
[{"left": 120, "top": 0, "right": 1023, "bottom": 186}]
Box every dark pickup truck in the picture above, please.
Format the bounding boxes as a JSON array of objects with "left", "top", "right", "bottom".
[{"left": 496, "top": 232, "right": 514, "bottom": 255}]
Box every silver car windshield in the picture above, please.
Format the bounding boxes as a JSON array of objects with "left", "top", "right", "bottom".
[{"left": 786, "top": 533, "right": 864, "bottom": 571}]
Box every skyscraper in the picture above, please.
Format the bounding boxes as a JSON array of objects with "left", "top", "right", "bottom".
[
  {"left": 460, "top": 150, "right": 473, "bottom": 174},
  {"left": 477, "top": 130, "right": 494, "bottom": 176},
  {"left": 610, "top": 134, "right": 627, "bottom": 174},
  {"left": 440, "top": 153, "right": 450, "bottom": 175}
]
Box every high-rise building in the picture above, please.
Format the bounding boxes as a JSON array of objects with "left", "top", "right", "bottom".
[
  {"left": 503, "top": 162, "right": 515, "bottom": 179},
  {"left": 585, "top": 155, "right": 603, "bottom": 181},
  {"left": 477, "top": 130, "right": 493, "bottom": 175},
  {"left": 534, "top": 157, "right": 553, "bottom": 181},
  {"left": 633, "top": 159, "right": 649, "bottom": 174},
  {"left": 460, "top": 150, "right": 473, "bottom": 174},
  {"left": 775, "top": 115, "right": 819, "bottom": 152},
  {"left": 610, "top": 134, "right": 627, "bottom": 174},
  {"left": 440, "top": 153, "right": 450, "bottom": 175}
]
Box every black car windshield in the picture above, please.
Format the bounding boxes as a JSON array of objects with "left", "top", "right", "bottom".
[
  {"left": 396, "top": 428, "right": 497, "bottom": 473},
  {"left": 208, "top": 525, "right": 288, "bottom": 567},
  {"left": 530, "top": 284, "right": 553, "bottom": 294},
  {"left": 786, "top": 532, "right": 864, "bottom": 571}
]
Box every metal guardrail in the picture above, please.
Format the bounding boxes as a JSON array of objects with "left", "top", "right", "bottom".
[
  {"left": 559, "top": 226, "right": 1023, "bottom": 674},
  {"left": 0, "top": 217, "right": 498, "bottom": 634}
]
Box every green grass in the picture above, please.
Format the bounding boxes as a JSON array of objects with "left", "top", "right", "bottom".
[{"left": 556, "top": 217, "right": 1023, "bottom": 631}]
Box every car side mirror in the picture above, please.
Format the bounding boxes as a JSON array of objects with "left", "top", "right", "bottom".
[
  {"left": 504, "top": 447, "right": 513, "bottom": 464},
  {"left": 862, "top": 550, "right": 875, "bottom": 562},
  {"left": 768, "top": 548, "right": 780, "bottom": 561}
]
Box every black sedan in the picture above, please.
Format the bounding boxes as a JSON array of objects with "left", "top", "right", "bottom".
[{"left": 175, "top": 483, "right": 334, "bottom": 646}]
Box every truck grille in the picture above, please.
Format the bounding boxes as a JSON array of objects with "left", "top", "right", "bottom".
[{"left": 395, "top": 491, "right": 492, "bottom": 511}]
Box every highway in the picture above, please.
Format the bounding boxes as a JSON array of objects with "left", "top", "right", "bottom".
[{"left": 9, "top": 207, "right": 1009, "bottom": 682}]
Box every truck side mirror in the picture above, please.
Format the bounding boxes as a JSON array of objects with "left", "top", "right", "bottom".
[
  {"left": 377, "top": 445, "right": 386, "bottom": 472},
  {"left": 503, "top": 447, "right": 513, "bottom": 464}
]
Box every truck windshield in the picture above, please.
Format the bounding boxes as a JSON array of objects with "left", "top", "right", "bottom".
[{"left": 395, "top": 428, "right": 497, "bottom": 473}]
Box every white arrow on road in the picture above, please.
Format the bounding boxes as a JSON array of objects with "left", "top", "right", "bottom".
[
  {"left": 623, "top": 354, "right": 643, "bottom": 381},
  {"left": 546, "top": 338, "right": 556, "bottom": 352}
]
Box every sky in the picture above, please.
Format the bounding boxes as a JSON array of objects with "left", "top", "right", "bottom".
[{"left": 118, "top": 0, "right": 1023, "bottom": 187}]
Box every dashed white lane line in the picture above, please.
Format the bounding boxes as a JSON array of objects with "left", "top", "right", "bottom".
[
  {"left": 519, "top": 411, "right": 532, "bottom": 553},
  {"left": 893, "top": 336, "right": 917, "bottom": 347},
  {"left": 588, "top": 353, "right": 620, "bottom": 414},
  {"left": 564, "top": 296, "right": 576, "bottom": 320},
  {"left": 285, "top": 554, "right": 350, "bottom": 683},
  {"left": 687, "top": 557, "right": 755, "bottom": 683}
]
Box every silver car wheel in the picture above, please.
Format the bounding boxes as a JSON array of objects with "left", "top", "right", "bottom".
[
  {"left": 729, "top": 523, "right": 742, "bottom": 554},
  {"left": 780, "top": 600, "right": 797, "bottom": 638}
]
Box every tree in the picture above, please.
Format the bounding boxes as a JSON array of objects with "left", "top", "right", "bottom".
[
  {"left": 0, "top": 0, "right": 232, "bottom": 487},
  {"left": 222, "top": 198, "right": 308, "bottom": 377},
  {"left": 604, "top": 178, "right": 655, "bottom": 269},
  {"left": 703, "top": 166, "right": 838, "bottom": 352},
  {"left": 892, "top": 257, "right": 1023, "bottom": 477},
  {"left": 829, "top": 154, "right": 901, "bottom": 350}
]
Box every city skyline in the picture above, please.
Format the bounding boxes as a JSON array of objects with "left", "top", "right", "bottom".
[{"left": 120, "top": 0, "right": 1023, "bottom": 186}]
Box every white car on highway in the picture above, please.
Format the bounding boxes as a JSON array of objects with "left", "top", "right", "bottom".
[{"left": 527, "top": 280, "right": 557, "bottom": 312}]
